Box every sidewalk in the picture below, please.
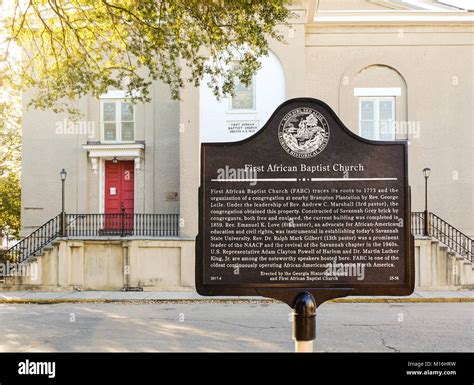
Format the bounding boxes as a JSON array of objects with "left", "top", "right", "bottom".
[{"left": 0, "top": 290, "right": 472, "bottom": 303}]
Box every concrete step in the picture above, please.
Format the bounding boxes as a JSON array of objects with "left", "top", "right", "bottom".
[
  {"left": 462, "top": 260, "right": 474, "bottom": 286},
  {"left": 417, "top": 239, "right": 474, "bottom": 288},
  {"left": 23, "top": 243, "right": 57, "bottom": 262},
  {"left": 25, "top": 255, "right": 38, "bottom": 263}
]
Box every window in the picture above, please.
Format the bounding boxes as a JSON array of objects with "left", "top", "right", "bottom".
[
  {"left": 359, "top": 97, "right": 395, "bottom": 140},
  {"left": 230, "top": 78, "right": 255, "bottom": 110},
  {"left": 228, "top": 62, "right": 256, "bottom": 111},
  {"left": 101, "top": 100, "right": 135, "bottom": 142}
]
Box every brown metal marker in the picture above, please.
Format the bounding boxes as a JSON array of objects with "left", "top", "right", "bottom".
[{"left": 196, "top": 97, "right": 415, "bottom": 350}]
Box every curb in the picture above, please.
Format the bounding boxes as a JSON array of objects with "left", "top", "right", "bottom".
[
  {"left": 330, "top": 297, "right": 473, "bottom": 303},
  {"left": 0, "top": 299, "right": 276, "bottom": 304},
  {"left": 0, "top": 297, "right": 472, "bottom": 304}
]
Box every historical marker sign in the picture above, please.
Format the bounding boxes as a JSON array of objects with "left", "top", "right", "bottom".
[{"left": 196, "top": 98, "right": 414, "bottom": 305}]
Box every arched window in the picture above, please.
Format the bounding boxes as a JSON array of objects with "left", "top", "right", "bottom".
[
  {"left": 340, "top": 64, "right": 407, "bottom": 141},
  {"left": 354, "top": 65, "right": 407, "bottom": 141}
]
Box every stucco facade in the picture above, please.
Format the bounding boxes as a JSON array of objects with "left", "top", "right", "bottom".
[
  {"left": 17, "top": 0, "right": 473, "bottom": 290},
  {"left": 179, "top": 0, "right": 474, "bottom": 240},
  {"left": 22, "top": 80, "right": 180, "bottom": 235}
]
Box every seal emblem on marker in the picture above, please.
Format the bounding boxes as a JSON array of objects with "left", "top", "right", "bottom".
[{"left": 278, "top": 107, "right": 330, "bottom": 158}]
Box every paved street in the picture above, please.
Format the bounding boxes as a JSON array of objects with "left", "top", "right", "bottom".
[{"left": 0, "top": 302, "right": 472, "bottom": 352}]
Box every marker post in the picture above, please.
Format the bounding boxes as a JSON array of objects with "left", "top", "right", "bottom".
[{"left": 292, "top": 291, "right": 316, "bottom": 353}]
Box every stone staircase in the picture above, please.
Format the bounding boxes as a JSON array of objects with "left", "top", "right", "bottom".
[
  {"left": 415, "top": 238, "right": 474, "bottom": 289},
  {"left": 0, "top": 241, "right": 61, "bottom": 290},
  {"left": 1, "top": 237, "right": 473, "bottom": 291},
  {"left": 1, "top": 212, "right": 472, "bottom": 290}
]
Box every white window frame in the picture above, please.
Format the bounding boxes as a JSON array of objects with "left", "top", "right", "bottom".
[
  {"left": 354, "top": 87, "right": 401, "bottom": 97},
  {"left": 100, "top": 99, "right": 135, "bottom": 143},
  {"left": 359, "top": 96, "right": 396, "bottom": 141},
  {"left": 228, "top": 75, "right": 257, "bottom": 113}
]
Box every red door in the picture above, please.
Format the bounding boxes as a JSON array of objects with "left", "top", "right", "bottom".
[{"left": 104, "top": 161, "right": 134, "bottom": 231}]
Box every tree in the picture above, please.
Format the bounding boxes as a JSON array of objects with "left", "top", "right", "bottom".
[
  {"left": 0, "top": 85, "right": 21, "bottom": 239},
  {"left": 0, "top": 172, "right": 21, "bottom": 239},
  {"left": 0, "top": 11, "right": 21, "bottom": 239},
  {"left": 0, "top": 89, "right": 21, "bottom": 177},
  {"left": 5, "top": 0, "right": 292, "bottom": 114}
]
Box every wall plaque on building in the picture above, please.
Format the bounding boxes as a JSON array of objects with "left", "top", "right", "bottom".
[
  {"left": 226, "top": 120, "right": 259, "bottom": 135},
  {"left": 196, "top": 98, "right": 414, "bottom": 305}
]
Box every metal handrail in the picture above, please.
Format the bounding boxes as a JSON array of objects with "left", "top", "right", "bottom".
[
  {"left": 2, "top": 211, "right": 469, "bottom": 266},
  {"left": 411, "top": 211, "right": 473, "bottom": 263},
  {"left": 0, "top": 214, "right": 61, "bottom": 264},
  {"left": 1, "top": 213, "right": 180, "bottom": 264},
  {"left": 65, "top": 213, "right": 180, "bottom": 237}
]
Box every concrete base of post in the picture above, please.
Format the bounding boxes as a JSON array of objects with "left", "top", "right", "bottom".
[
  {"left": 292, "top": 291, "right": 316, "bottom": 353},
  {"left": 295, "top": 340, "right": 313, "bottom": 352}
]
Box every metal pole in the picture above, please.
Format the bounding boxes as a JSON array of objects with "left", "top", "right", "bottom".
[
  {"left": 424, "top": 177, "right": 429, "bottom": 236},
  {"left": 292, "top": 291, "right": 316, "bottom": 353},
  {"left": 121, "top": 207, "right": 125, "bottom": 237},
  {"left": 61, "top": 178, "right": 66, "bottom": 237}
]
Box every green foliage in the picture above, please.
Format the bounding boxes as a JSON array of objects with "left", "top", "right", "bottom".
[
  {"left": 0, "top": 172, "right": 21, "bottom": 238},
  {"left": 0, "top": 95, "right": 21, "bottom": 175},
  {"left": 6, "top": 0, "right": 292, "bottom": 114},
  {"left": 0, "top": 94, "right": 21, "bottom": 238},
  {"left": 0, "top": 22, "right": 22, "bottom": 237}
]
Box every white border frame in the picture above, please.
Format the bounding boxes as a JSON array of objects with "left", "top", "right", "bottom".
[
  {"left": 99, "top": 158, "right": 138, "bottom": 214},
  {"left": 355, "top": 87, "right": 401, "bottom": 97},
  {"left": 100, "top": 99, "right": 136, "bottom": 143},
  {"left": 99, "top": 158, "right": 105, "bottom": 214}
]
